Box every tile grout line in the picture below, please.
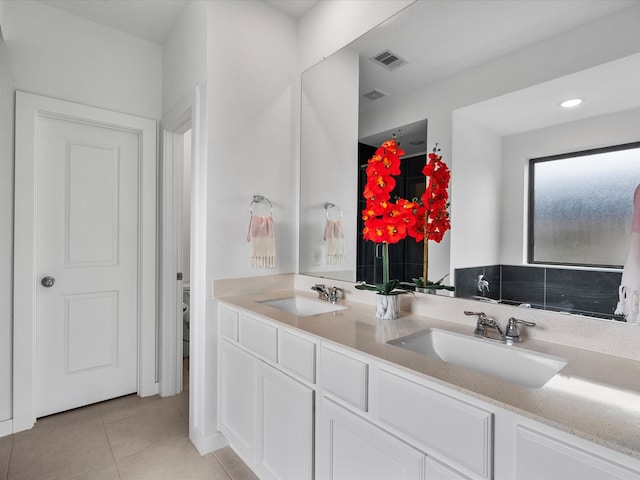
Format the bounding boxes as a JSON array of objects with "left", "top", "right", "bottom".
[
  {"left": 211, "top": 451, "right": 236, "bottom": 480},
  {"left": 3, "top": 435, "right": 13, "bottom": 480},
  {"left": 100, "top": 412, "right": 123, "bottom": 480}
]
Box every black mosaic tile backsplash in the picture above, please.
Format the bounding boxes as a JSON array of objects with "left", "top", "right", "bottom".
[{"left": 455, "top": 264, "right": 623, "bottom": 320}]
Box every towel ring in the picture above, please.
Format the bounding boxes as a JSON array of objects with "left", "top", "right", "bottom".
[
  {"left": 250, "top": 195, "right": 273, "bottom": 215},
  {"left": 324, "top": 202, "right": 342, "bottom": 221}
]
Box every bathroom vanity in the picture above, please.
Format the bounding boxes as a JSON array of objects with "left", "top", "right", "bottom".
[{"left": 217, "top": 289, "right": 640, "bottom": 480}]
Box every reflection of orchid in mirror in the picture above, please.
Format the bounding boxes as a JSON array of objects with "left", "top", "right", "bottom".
[
  {"left": 422, "top": 143, "right": 451, "bottom": 243},
  {"left": 421, "top": 144, "right": 451, "bottom": 285}
]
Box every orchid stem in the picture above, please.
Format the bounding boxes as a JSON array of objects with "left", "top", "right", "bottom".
[{"left": 382, "top": 242, "right": 389, "bottom": 286}]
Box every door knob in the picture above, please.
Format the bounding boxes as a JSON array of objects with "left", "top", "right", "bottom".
[{"left": 41, "top": 276, "right": 55, "bottom": 288}]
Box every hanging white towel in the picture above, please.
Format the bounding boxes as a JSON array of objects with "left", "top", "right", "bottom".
[
  {"left": 324, "top": 219, "right": 345, "bottom": 265},
  {"left": 247, "top": 214, "right": 276, "bottom": 268},
  {"left": 615, "top": 184, "right": 640, "bottom": 324}
]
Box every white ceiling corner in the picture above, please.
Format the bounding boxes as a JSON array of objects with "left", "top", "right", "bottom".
[
  {"left": 265, "top": 0, "right": 319, "bottom": 19},
  {"left": 38, "top": 0, "right": 191, "bottom": 45}
]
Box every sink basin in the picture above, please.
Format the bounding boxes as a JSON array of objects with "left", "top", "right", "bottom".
[
  {"left": 258, "top": 296, "right": 347, "bottom": 316},
  {"left": 388, "top": 328, "right": 567, "bottom": 388}
]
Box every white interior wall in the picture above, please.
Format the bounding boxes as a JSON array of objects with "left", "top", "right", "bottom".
[
  {"left": 197, "top": 0, "right": 298, "bottom": 449},
  {"left": 450, "top": 115, "right": 502, "bottom": 271},
  {"left": 0, "top": 28, "right": 14, "bottom": 427},
  {"left": 207, "top": 0, "right": 297, "bottom": 281},
  {"left": 0, "top": 0, "right": 162, "bottom": 428},
  {"left": 157, "top": 0, "right": 413, "bottom": 453},
  {"left": 162, "top": 0, "right": 207, "bottom": 117},
  {"left": 297, "top": 0, "right": 415, "bottom": 72},
  {"left": 1, "top": 1, "right": 162, "bottom": 119},
  {"left": 500, "top": 107, "right": 640, "bottom": 266},
  {"left": 299, "top": 47, "right": 359, "bottom": 279}
]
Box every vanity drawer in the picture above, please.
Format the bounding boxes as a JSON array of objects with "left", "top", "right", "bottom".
[
  {"left": 515, "top": 425, "right": 640, "bottom": 480},
  {"left": 320, "top": 344, "right": 368, "bottom": 411},
  {"left": 372, "top": 367, "right": 493, "bottom": 479},
  {"left": 279, "top": 329, "right": 316, "bottom": 384},
  {"left": 218, "top": 306, "right": 239, "bottom": 341},
  {"left": 239, "top": 313, "right": 277, "bottom": 362}
]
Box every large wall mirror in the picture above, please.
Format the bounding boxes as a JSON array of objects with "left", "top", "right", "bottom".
[{"left": 299, "top": 0, "right": 640, "bottom": 321}]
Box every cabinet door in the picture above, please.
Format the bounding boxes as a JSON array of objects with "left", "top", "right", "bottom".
[
  {"left": 218, "top": 340, "right": 257, "bottom": 463},
  {"left": 426, "top": 458, "right": 471, "bottom": 480},
  {"left": 515, "top": 425, "right": 640, "bottom": 480},
  {"left": 257, "top": 363, "right": 314, "bottom": 480},
  {"left": 317, "top": 398, "right": 426, "bottom": 480}
]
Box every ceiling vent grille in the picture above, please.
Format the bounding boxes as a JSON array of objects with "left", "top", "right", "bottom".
[
  {"left": 363, "top": 89, "right": 387, "bottom": 101},
  {"left": 370, "top": 50, "right": 408, "bottom": 71}
]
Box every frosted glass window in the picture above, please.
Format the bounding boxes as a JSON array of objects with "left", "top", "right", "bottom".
[{"left": 529, "top": 143, "right": 640, "bottom": 267}]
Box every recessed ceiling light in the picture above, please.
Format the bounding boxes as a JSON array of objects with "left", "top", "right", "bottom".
[{"left": 560, "top": 98, "right": 583, "bottom": 108}]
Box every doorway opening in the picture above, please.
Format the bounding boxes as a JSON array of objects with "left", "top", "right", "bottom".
[
  {"left": 181, "top": 128, "right": 192, "bottom": 394},
  {"left": 160, "top": 108, "right": 193, "bottom": 400}
]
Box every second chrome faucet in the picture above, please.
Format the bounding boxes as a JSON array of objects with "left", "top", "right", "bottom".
[
  {"left": 311, "top": 284, "right": 342, "bottom": 304},
  {"left": 464, "top": 311, "right": 536, "bottom": 344}
]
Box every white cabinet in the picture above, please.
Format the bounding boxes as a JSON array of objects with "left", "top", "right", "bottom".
[
  {"left": 239, "top": 312, "right": 278, "bottom": 362},
  {"left": 316, "top": 397, "right": 427, "bottom": 480},
  {"left": 426, "top": 458, "right": 472, "bottom": 480},
  {"left": 279, "top": 329, "right": 316, "bottom": 383},
  {"left": 317, "top": 343, "right": 474, "bottom": 480},
  {"left": 218, "top": 306, "right": 316, "bottom": 480},
  {"left": 218, "top": 302, "right": 640, "bottom": 480},
  {"left": 370, "top": 367, "right": 492, "bottom": 479},
  {"left": 257, "top": 362, "right": 314, "bottom": 480},
  {"left": 513, "top": 425, "right": 640, "bottom": 480},
  {"left": 219, "top": 339, "right": 257, "bottom": 462},
  {"left": 320, "top": 344, "right": 368, "bottom": 411}
]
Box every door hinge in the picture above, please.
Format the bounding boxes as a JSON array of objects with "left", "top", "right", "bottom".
[{"left": 177, "top": 272, "right": 183, "bottom": 281}]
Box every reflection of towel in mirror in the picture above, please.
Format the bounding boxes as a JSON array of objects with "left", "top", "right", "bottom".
[
  {"left": 324, "top": 219, "right": 345, "bottom": 265},
  {"left": 247, "top": 214, "right": 276, "bottom": 268},
  {"left": 615, "top": 184, "right": 640, "bottom": 324}
]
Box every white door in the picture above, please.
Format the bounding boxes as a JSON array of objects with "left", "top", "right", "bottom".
[{"left": 35, "top": 115, "right": 140, "bottom": 417}]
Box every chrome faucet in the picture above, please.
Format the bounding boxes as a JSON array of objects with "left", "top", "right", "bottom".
[
  {"left": 504, "top": 317, "right": 536, "bottom": 343},
  {"left": 311, "top": 284, "right": 342, "bottom": 304},
  {"left": 465, "top": 311, "right": 503, "bottom": 339},
  {"left": 311, "top": 284, "right": 329, "bottom": 300},
  {"left": 464, "top": 311, "right": 536, "bottom": 343},
  {"left": 328, "top": 286, "right": 342, "bottom": 304}
]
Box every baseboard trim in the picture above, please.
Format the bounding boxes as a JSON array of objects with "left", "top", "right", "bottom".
[
  {"left": 189, "top": 427, "right": 228, "bottom": 455},
  {"left": 0, "top": 419, "right": 13, "bottom": 438}
]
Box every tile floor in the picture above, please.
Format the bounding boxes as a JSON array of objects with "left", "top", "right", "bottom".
[{"left": 0, "top": 360, "right": 258, "bottom": 480}]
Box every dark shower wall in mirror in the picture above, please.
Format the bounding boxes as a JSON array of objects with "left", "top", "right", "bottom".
[
  {"left": 356, "top": 142, "right": 425, "bottom": 284},
  {"left": 455, "top": 264, "right": 623, "bottom": 320}
]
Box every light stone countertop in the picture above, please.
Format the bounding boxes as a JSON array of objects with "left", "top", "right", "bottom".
[{"left": 217, "top": 289, "right": 640, "bottom": 461}]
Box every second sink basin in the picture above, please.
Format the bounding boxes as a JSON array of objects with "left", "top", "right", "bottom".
[
  {"left": 388, "top": 328, "right": 567, "bottom": 388},
  {"left": 259, "top": 296, "right": 347, "bottom": 316}
]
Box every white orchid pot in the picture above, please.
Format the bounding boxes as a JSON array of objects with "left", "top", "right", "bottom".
[{"left": 375, "top": 294, "right": 400, "bottom": 320}]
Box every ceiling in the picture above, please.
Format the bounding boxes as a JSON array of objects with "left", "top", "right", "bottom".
[
  {"left": 352, "top": 1, "right": 639, "bottom": 103},
  {"left": 266, "top": 0, "right": 318, "bottom": 19},
  {"left": 37, "top": 0, "right": 640, "bottom": 138},
  {"left": 457, "top": 52, "right": 640, "bottom": 136},
  {"left": 347, "top": 0, "right": 640, "bottom": 143},
  {"left": 38, "top": 0, "right": 318, "bottom": 45}
]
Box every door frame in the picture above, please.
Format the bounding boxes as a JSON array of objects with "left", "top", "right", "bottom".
[
  {"left": 160, "top": 99, "right": 192, "bottom": 397},
  {"left": 13, "top": 91, "right": 158, "bottom": 432}
]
